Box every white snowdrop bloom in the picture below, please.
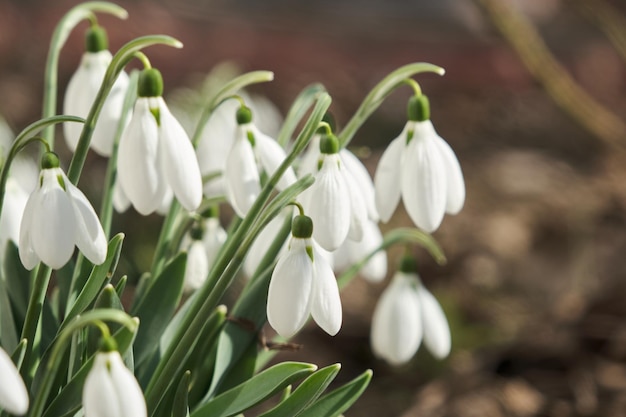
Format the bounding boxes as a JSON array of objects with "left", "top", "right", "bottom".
[
  {"left": 371, "top": 259, "right": 451, "bottom": 365},
  {"left": 19, "top": 152, "right": 107, "bottom": 270},
  {"left": 267, "top": 214, "right": 342, "bottom": 338},
  {"left": 83, "top": 350, "right": 147, "bottom": 417},
  {"left": 333, "top": 219, "right": 387, "bottom": 283},
  {"left": 117, "top": 69, "right": 202, "bottom": 215},
  {"left": 374, "top": 95, "right": 465, "bottom": 233},
  {"left": 63, "top": 25, "right": 129, "bottom": 157},
  {"left": 244, "top": 209, "right": 289, "bottom": 278},
  {"left": 0, "top": 346, "right": 28, "bottom": 415},
  {"left": 301, "top": 134, "right": 366, "bottom": 251},
  {"left": 224, "top": 106, "right": 296, "bottom": 217}
]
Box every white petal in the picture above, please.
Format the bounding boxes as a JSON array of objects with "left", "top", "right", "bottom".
[
  {"left": 374, "top": 127, "right": 408, "bottom": 222},
  {"left": 224, "top": 127, "right": 261, "bottom": 217},
  {"left": 158, "top": 98, "right": 203, "bottom": 212},
  {"left": 32, "top": 170, "right": 76, "bottom": 269},
  {"left": 112, "top": 179, "right": 131, "bottom": 213},
  {"left": 340, "top": 165, "right": 367, "bottom": 242},
  {"left": 184, "top": 239, "right": 209, "bottom": 292},
  {"left": 0, "top": 347, "right": 28, "bottom": 415},
  {"left": 253, "top": 127, "right": 297, "bottom": 190},
  {"left": 118, "top": 98, "right": 167, "bottom": 215},
  {"left": 267, "top": 238, "right": 313, "bottom": 338},
  {"left": 83, "top": 352, "right": 122, "bottom": 417},
  {"left": 306, "top": 154, "right": 351, "bottom": 251},
  {"left": 92, "top": 70, "right": 130, "bottom": 156},
  {"left": 108, "top": 351, "right": 147, "bottom": 417},
  {"left": 401, "top": 122, "right": 447, "bottom": 233},
  {"left": 370, "top": 273, "right": 422, "bottom": 365},
  {"left": 298, "top": 135, "right": 321, "bottom": 178},
  {"left": 203, "top": 218, "right": 227, "bottom": 267},
  {"left": 417, "top": 285, "right": 451, "bottom": 359},
  {"left": 310, "top": 246, "right": 342, "bottom": 336},
  {"left": 65, "top": 174, "right": 107, "bottom": 265},
  {"left": 18, "top": 182, "right": 40, "bottom": 270},
  {"left": 432, "top": 130, "right": 465, "bottom": 215},
  {"left": 244, "top": 210, "right": 288, "bottom": 277},
  {"left": 340, "top": 149, "right": 378, "bottom": 221},
  {"left": 346, "top": 220, "right": 387, "bottom": 283},
  {"left": 1, "top": 178, "right": 29, "bottom": 247}
]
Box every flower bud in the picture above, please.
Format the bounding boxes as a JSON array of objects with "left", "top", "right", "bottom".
[
  {"left": 138, "top": 68, "right": 164, "bottom": 98},
  {"left": 407, "top": 94, "right": 430, "bottom": 122}
]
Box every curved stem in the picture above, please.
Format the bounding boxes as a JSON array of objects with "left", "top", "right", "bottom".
[{"left": 41, "top": 1, "right": 128, "bottom": 149}]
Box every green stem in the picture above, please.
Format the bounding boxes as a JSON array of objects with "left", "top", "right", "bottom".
[
  {"left": 28, "top": 309, "right": 137, "bottom": 417},
  {"left": 144, "top": 93, "right": 331, "bottom": 414},
  {"left": 337, "top": 62, "right": 445, "bottom": 148},
  {"left": 41, "top": 1, "right": 128, "bottom": 149},
  {"left": 277, "top": 84, "right": 326, "bottom": 148},
  {"left": 67, "top": 34, "right": 183, "bottom": 185}
]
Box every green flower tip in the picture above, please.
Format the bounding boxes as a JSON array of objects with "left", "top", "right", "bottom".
[
  {"left": 99, "top": 336, "right": 118, "bottom": 353},
  {"left": 236, "top": 106, "right": 253, "bottom": 125},
  {"left": 85, "top": 25, "right": 108, "bottom": 53},
  {"left": 292, "top": 215, "right": 313, "bottom": 238},
  {"left": 138, "top": 68, "right": 164, "bottom": 98},
  {"left": 319, "top": 134, "right": 339, "bottom": 155},
  {"left": 41, "top": 152, "right": 60, "bottom": 170},
  {"left": 190, "top": 223, "right": 204, "bottom": 240},
  {"left": 399, "top": 255, "right": 419, "bottom": 274},
  {"left": 407, "top": 94, "right": 430, "bottom": 122},
  {"left": 201, "top": 205, "right": 219, "bottom": 219}
]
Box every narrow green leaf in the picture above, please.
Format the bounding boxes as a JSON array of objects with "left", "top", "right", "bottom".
[
  {"left": 10, "top": 339, "right": 27, "bottom": 368},
  {"left": 63, "top": 234, "right": 124, "bottom": 325},
  {"left": 276, "top": 83, "right": 326, "bottom": 147},
  {"left": 298, "top": 370, "right": 372, "bottom": 417},
  {"left": 88, "top": 284, "right": 125, "bottom": 353},
  {"left": 191, "top": 362, "right": 317, "bottom": 417},
  {"left": 0, "top": 268, "right": 18, "bottom": 351},
  {"left": 132, "top": 252, "right": 186, "bottom": 368},
  {"left": 172, "top": 371, "right": 191, "bottom": 417},
  {"left": 2, "top": 242, "right": 30, "bottom": 327},
  {"left": 259, "top": 364, "right": 341, "bottom": 417}
]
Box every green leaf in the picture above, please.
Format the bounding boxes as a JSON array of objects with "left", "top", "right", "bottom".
[
  {"left": 41, "top": 320, "right": 138, "bottom": 417},
  {"left": 63, "top": 234, "right": 124, "bottom": 325},
  {"left": 2, "top": 241, "right": 30, "bottom": 327},
  {"left": 276, "top": 83, "right": 326, "bottom": 147},
  {"left": 0, "top": 268, "right": 18, "bottom": 351},
  {"left": 259, "top": 364, "right": 341, "bottom": 417},
  {"left": 132, "top": 252, "right": 186, "bottom": 368},
  {"left": 298, "top": 370, "right": 372, "bottom": 417},
  {"left": 88, "top": 284, "right": 125, "bottom": 354},
  {"left": 172, "top": 371, "right": 191, "bottom": 417},
  {"left": 10, "top": 339, "right": 27, "bottom": 368},
  {"left": 191, "top": 362, "right": 317, "bottom": 417}
]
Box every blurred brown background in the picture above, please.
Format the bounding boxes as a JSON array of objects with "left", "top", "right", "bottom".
[{"left": 2, "top": 0, "right": 626, "bottom": 416}]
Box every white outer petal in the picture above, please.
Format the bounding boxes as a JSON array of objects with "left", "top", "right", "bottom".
[
  {"left": 374, "top": 127, "right": 407, "bottom": 223},
  {"left": 417, "top": 285, "right": 451, "bottom": 359},
  {"left": 1, "top": 178, "right": 29, "bottom": 247},
  {"left": 112, "top": 179, "right": 131, "bottom": 213},
  {"left": 203, "top": 218, "right": 228, "bottom": 267},
  {"left": 118, "top": 98, "right": 166, "bottom": 215},
  {"left": 83, "top": 352, "right": 122, "bottom": 417},
  {"left": 158, "top": 98, "right": 203, "bottom": 212},
  {"left": 346, "top": 220, "right": 387, "bottom": 283},
  {"left": 0, "top": 347, "right": 28, "bottom": 415},
  {"left": 65, "top": 174, "right": 107, "bottom": 265},
  {"left": 91, "top": 70, "right": 130, "bottom": 157},
  {"left": 18, "top": 183, "right": 40, "bottom": 270},
  {"left": 267, "top": 238, "right": 313, "bottom": 338},
  {"left": 184, "top": 239, "right": 209, "bottom": 292},
  {"left": 224, "top": 127, "right": 260, "bottom": 217},
  {"left": 108, "top": 351, "right": 147, "bottom": 417},
  {"left": 253, "top": 126, "right": 297, "bottom": 190},
  {"left": 340, "top": 149, "right": 378, "bottom": 221},
  {"left": 310, "top": 245, "right": 342, "bottom": 336},
  {"left": 371, "top": 273, "right": 422, "bottom": 365},
  {"left": 307, "top": 154, "right": 351, "bottom": 251},
  {"left": 401, "top": 123, "right": 447, "bottom": 233},
  {"left": 432, "top": 130, "right": 465, "bottom": 215},
  {"left": 298, "top": 135, "right": 321, "bottom": 178},
  {"left": 32, "top": 170, "right": 76, "bottom": 269},
  {"left": 341, "top": 165, "right": 367, "bottom": 242}
]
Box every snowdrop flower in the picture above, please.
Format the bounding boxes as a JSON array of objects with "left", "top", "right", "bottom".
[
  {"left": 301, "top": 133, "right": 367, "bottom": 251},
  {"left": 333, "top": 219, "right": 387, "bottom": 283},
  {"left": 117, "top": 68, "right": 202, "bottom": 215},
  {"left": 0, "top": 346, "right": 28, "bottom": 415},
  {"left": 371, "top": 257, "right": 451, "bottom": 365},
  {"left": 374, "top": 94, "right": 465, "bottom": 233},
  {"left": 180, "top": 209, "right": 227, "bottom": 291},
  {"left": 267, "top": 214, "right": 342, "bottom": 337},
  {"left": 19, "top": 152, "right": 107, "bottom": 270},
  {"left": 244, "top": 208, "right": 289, "bottom": 278},
  {"left": 224, "top": 105, "right": 296, "bottom": 217},
  {"left": 83, "top": 348, "right": 146, "bottom": 417},
  {"left": 63, "top": 25, "right": 129, "bottom": 156}
]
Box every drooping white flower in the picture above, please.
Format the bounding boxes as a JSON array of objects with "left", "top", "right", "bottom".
[
  {"left": 63, "top": 25, "right": 129, "bottom": 157},
  {"left": 180, "top": 213, "right": 227, "bottom": 291},
  {"left": 371, "top": 259, "right": 451, "bottom": 365},
  {"left": 267, "top": 214, "right": 342, "bottom": 337},
  {"left": 333, "top": 219, "right": 387, "bottom": 283},
  {"left": 18, "top": 152, "right": 107, "bottom": 270},
  {"left": 224, "top": 106, "right": 296, "bottom": 218},
  {"left": 374, "top": 95, "right": 465, "bottom": 233},
  {"left": 300, "top": 134, "right": 366, "bottom": 251},
  {"left": 117, "top": 69, "right": 202, "bottom": 215},
  {"left": 0, "top": 346, "right": 28, "bottom": 415},
  {"left": 83, "top": 350, "right": 147, "bottom": 417}
]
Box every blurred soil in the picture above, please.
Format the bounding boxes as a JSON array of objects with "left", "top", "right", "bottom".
[{"left": 2, "top": 1, "right": 626, "bottom": 416}]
